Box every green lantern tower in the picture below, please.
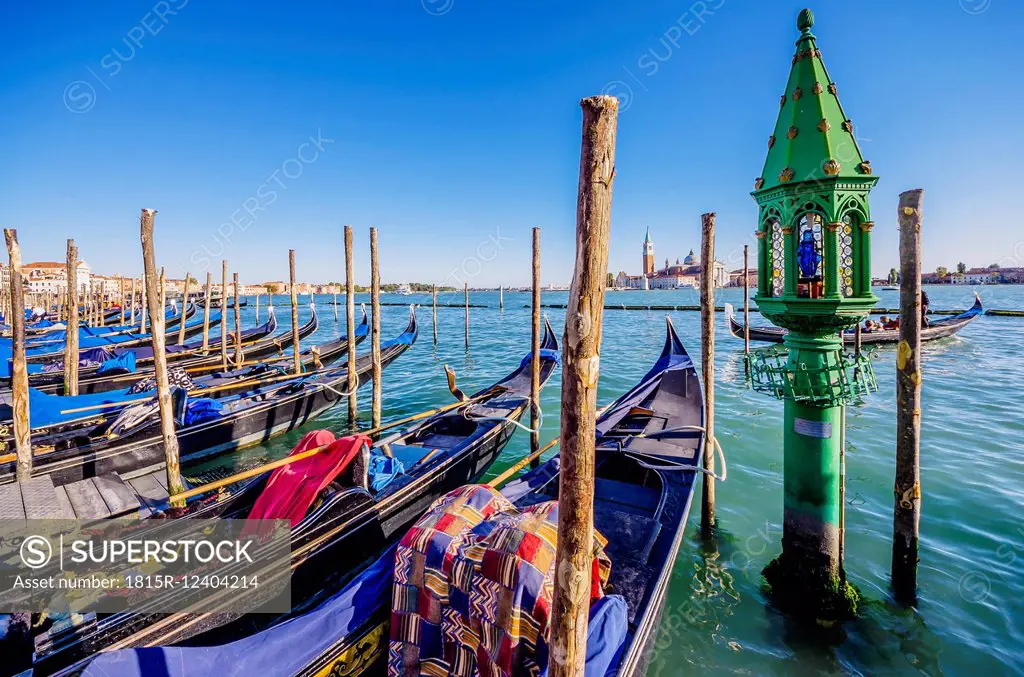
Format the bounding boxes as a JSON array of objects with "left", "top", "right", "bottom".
[{"left": 748, "top": 8, "right": 878, "bottom": 619}]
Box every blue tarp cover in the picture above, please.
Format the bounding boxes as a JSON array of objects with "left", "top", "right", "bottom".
[
  {"left": 368, "top": 450, "right": 404, "bottom": 491},
  {"left": 183, "top": 398, "right": 224, "bottom": 426},
  {"left": 1, "top": 387, "right": 136, "bottom": 429},
  {"left": 97, "top": 351, "right": 137, "bottom": 375}
]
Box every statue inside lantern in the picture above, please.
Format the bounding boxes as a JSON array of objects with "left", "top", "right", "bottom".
[{"left": 797, "top": 221, "right": 823, "bottom": 298}]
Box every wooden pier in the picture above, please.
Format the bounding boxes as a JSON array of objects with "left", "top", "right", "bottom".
[{"left": 0, "top": 469, "right": 171, "bottom": 520}]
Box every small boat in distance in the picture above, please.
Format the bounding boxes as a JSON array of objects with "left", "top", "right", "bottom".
[
  {"left": 725, "top": 293, "right": 984, "bottom": 346},
  {"left": 395, "top": 283, "right": 412, "bottom": 295}
]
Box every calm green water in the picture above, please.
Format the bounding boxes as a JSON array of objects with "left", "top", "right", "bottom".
[{"left": 198, "top": 285, "right": 1023, "bottom": 677}]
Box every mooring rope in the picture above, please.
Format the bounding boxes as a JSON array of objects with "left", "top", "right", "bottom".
[{"left": 610, "top": 424, "right": 727, "bottom": 481}]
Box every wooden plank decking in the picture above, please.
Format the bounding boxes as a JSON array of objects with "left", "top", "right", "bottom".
[{"left": 0, "top": 470, "right": 171, "bottom": 520}]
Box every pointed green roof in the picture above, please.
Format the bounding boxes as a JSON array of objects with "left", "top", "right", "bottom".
[
  {"left": 644, "top": 226, "right": 652, "bottom": 243},
  {"left": 755, "top": 9, "right": 873, "bottom": 193}
]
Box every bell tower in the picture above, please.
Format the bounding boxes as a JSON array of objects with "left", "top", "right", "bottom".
[{"left": 642, "top": 227, "right": 654, "bottom": 276}]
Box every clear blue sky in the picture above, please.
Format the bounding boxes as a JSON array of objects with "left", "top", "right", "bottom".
[{"left": 2, "top": 0, "right": 1020, "bottom": 286}]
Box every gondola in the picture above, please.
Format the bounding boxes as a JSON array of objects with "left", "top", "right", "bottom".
[
  {"left": 4, "top": 306, "right": 368, "bottom": 428},
  {"left": 40, "top": 317, "right": 561, "bottom": 677},
  {"left": 12, "top": 305, "right": 205, "bottom": 366},
  {"left": 30, "top": 304, "right": 365, "bottom": 395},
  {"left": 0, "top": 309, "right": 415, "bottom": 488},
  {"left": 69, "top": 318, "right": 701, "bottom": 677},
  {"left": 26, "top": 310, "right": 274, "bottom": 395},
  {"left": 10, "top": 306, "right": 184, "bottom": 347},
  {"left": 725, "top": 293, "right": 984, "bottom": 345}
]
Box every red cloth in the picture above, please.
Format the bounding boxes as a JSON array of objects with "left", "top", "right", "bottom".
[{"left": 246, "top": 430, "right": 371, "bottom": 527}]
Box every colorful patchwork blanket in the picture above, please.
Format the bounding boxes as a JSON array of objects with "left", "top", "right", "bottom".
[{"left": 389, "top": 485, "right": 610, "bottom": 677}]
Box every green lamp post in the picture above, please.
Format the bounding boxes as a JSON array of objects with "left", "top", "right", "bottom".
[{"left": 748, "top": 8, "right": 878, "bottom": 619}]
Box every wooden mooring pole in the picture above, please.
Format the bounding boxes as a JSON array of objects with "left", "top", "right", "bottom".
[
  {"left": 220, "top": 261, "right": 228, "bottom": 370},
  {"left": 499, "top": 284, "right": 504, "bottom": 311},
  {"left": 129, "top": 277, "right": 136, "bottom": 325},
  {"left": 139, "top": 209, "right": 184, "bottom": 502},
  {"left": 5, "top": 230, "right": 32, "bottom": 481},
  {"left": 432, "top": 284, "right": 438, "bottom": 344},
  {"left": 160, "top": 268, "right": 166, "bottom": 322},
  {"left": 549, "top": 95, "right": 618, "bottom": 677},
  {"left": 700, "top": 212, "right": 717, "bottom": 537},
  {"left": 233, "top": 272, "right": 243, "bottom": 367},
  {"left": 177, "top": 274, "right": 191, "bottom": 345},
  {"left": 333, "top": 292, "right": 338, "bottom": 322},
  {"left": 743, "top": 243, "right": 750, "bottom": 357},
  {"left": 255, "top": 292, "right": 261, "bottom": 324},
  {"left": 65, "top": 239, "right": 80, "bottom": 396},
  {"left": 530, "top": 226, "right": 542, "bottom": 466},
  {"left": 344, "top": 226, "right": 358, "bottom": 420},
  {"left": 289, "top": 250, "right": 301, "bottom": 375},
  {"left": 201, "top": 272, "right": 212, "bottom": 353},
  {"left": 464, "top": 282, "right": 469, "bottom": 348},
  {"left": 370, "top": 227, "right": 382, "bottom": 427},
  {"left": 119, "top": 277, "right": 126, "bottom": 324},
  {"left": 893, "top": 188, "right": 924, "bottom": 603}
]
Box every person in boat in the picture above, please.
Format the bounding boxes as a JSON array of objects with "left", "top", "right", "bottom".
[
  {"left": 921, "top": 290, "right": 931, "bottom": 327},
  {"left": 879, "top": 316, "right": 900, "bottom": 330},
  {"left": 863, "top": 319, "right": 878, "bottom": 332}
]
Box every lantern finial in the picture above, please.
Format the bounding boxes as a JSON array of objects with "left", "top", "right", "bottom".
[{"left": 797, "top": 9, "right": 814, "bottom": 33}]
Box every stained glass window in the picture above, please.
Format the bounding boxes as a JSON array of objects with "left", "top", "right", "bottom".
[
  {"left": 840, "top": 215, "right": 855, "bottom": 297},
  {"left": 768, "top": 219, "right": 784, "bottom": 297}
]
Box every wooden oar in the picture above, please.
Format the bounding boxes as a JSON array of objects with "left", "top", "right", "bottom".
[
  {"left": 168, "top": 387, "right": 503, "bottom": 503},
  {"left": 487, "top": 438, "right": 558, "bottom": 488}
]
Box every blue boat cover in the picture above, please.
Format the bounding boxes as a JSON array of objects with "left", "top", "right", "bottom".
[
  {"left": 97, "top": 351, "right": 137, "bottom": 375},
  {"left": 182, "top": 398, "right": 224, "bottom": 426},
  {"left": 368, "top": 449, "right": 404, "bottom": 491},
  {"left": 520, "top": 348, "right": 561, "bottom": 369},
  {"left": 0, "top": 387, "right": 136, "bottom": 429},
  {"left": 79, "top": 546, "right": 626, "bottom": 677}
]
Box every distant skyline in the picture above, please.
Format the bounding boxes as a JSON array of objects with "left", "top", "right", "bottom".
[{"left": 2, "top": 1, "right": 1021, "bottom": 286}]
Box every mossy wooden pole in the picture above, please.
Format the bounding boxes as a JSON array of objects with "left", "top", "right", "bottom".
[
  {"left": 255, "top": 292, "right": 261, "bottom": 324},
  {"left": 289, "top": 250, "right": 301, "bottom": 375},
  {"left": 743, "top": 244, "right": 751, "bottom": 356},
  {"left": 220, "top": 261, "right": 228, "bottom": 370},
  {"left": 370, "top": 227, "right": 382, "bottom": 427},
  {"left": 139, "top": 209, "right": 184, "bottom": 502},
  {"left": 65, "top": 240, "right": 80, "bottom": 396},
  {"left": 233, "top": 272, "right": 243, "bottom": 367},
  {"left": 5, "top": 230, "right": 32, "bottom": 481},
  {"left": 464, "top": 282, "right": 469, "bottom": 348},
  {"left": 344, "top": 226, "right": 358, "bottom": 420},
  {"left": 700, "top": 212, "right": 717, "bottom": 537},
  {"left": 177, "top": 274, "right": 190, "bottom": 345},
  {"left": 549, "top": 95, "right": 618, "bottom": 677},
  {"left": 201, "top": 272, "right": 212, "bottom": 353},
  {"left": 432, "top": 284, "right": 438, "bottom": 344},
  {"left": 893, "top": 189, "right": 924, "bottom": 604},
  {"left": 530, "top": 226, "right": 542, "bottom": 466}
]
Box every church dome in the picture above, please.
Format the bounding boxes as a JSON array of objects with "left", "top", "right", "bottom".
[{"left": 683, "top": 249, "right": 698, "bottom": 265}]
